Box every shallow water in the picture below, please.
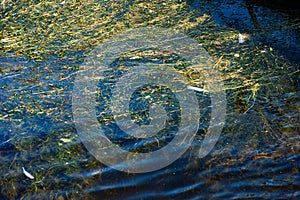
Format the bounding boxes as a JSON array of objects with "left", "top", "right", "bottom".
[{"left": 1, "top": 0, "right": 299, "bottom": 199}]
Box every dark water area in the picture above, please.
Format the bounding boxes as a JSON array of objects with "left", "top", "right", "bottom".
[
  {"left": 187, "top": 0, "right": 300, "bottom": 64},
  {"left": 1, "top": 0, "right": 300, "bottom": 199}
]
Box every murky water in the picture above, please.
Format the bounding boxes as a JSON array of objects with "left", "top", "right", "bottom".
[{"left": 1, "top": 0, "right": 299, "bottom": 199}]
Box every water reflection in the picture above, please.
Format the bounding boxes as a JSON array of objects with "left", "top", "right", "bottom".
[{"left": 187, "top": 0, "right": 300, "bottom": 63}]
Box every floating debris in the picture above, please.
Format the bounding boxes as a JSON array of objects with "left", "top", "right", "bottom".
[
  {"left": 238, "top": 33, "right": 246, "bottom": 44},
  {"left": 22, "top": 167, "right": 34, "bottom": 180},
  {"left": 187, "top": 85, "right": 209, "bottom": 93},
  {"left": 60, "top": 138, "right": 72, "bottom": 143}
]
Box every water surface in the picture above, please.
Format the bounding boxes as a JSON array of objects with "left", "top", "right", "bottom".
[{"left": 0, "top": 0, "right": 299, "bottom": 199}]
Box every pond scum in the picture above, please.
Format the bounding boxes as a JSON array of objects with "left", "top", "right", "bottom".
[{"left": 0, "top": 0, "right": 299, "bottom": 199}]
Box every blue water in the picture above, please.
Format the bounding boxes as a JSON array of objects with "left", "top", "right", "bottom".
[{"left": 1, "top": 1, "right": 300, "bottom": 199}]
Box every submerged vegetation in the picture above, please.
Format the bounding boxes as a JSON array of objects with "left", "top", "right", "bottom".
[{"left": 0, "top": 0, "right": 299, "bottom": 199}]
